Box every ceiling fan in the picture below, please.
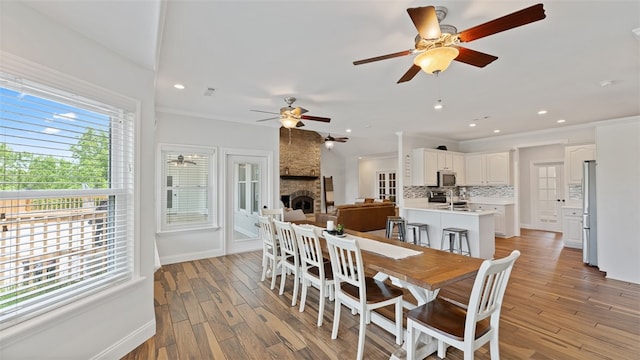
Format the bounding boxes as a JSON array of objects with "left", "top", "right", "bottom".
[
  {"left": 353, "top": 3, "right": 546, "bottom": 83},
  {"left": 323, "top": 134, "right": 348, "bottom": 150},
  {"left": 252, "top": 96, "right": 331, "bottom": 128},
  {"left": 168, "top": 154, "right": 196, "bottom": 166}
]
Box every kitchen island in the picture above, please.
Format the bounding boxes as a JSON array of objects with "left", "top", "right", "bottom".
[{"left": 401, "top": 199, "right": 496, "bottom": 259}]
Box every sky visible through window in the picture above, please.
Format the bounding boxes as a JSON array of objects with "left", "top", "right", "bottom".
[{"left": 1, "top": 86, "right": 110, "bottom": 160}]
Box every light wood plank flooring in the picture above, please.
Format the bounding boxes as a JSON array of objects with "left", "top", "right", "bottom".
[{"left": 122, "top": 230, "right": 640, "bottom": 359}]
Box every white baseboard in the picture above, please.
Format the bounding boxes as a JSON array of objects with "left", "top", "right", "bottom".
[
  {"left": 91, "top": 319, "right": 155, "bottom": 360},
  {"left": 520, "top": 223, "right": 534, "bottom": 229},
  {"left": 563, "top": 240, "right": 583, "bottom": 249},
  {"left": 160, "top": 249, "right": 225, "bottom": 265}
]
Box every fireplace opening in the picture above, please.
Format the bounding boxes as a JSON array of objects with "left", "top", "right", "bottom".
[{"left": 291, "top": 196, "right": 314, "bottom": 214}]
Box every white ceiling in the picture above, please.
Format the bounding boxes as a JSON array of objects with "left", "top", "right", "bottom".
[{"left": 26, "top": 1, "right": 640, "bottom": 143}]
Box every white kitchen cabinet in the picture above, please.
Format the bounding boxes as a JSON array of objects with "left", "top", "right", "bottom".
[
  {"left": 562, "top": 207, "right": 583, "bottom": 248},
  {"left": 470, "top": 203, "right": 515, "bottom": 237},
  {"left": 411, "top": 148, "right": 438, "bottom": 186},
  {"left": 412, "top": 148, "right": 465, "bottom": 186},
  {"left": 565, "top": 144, "right": 596, "bottom": 184},
  {"left": 453, "top": 153, "right": 466, "bottom": 186},
  {"left": 465, "top": 152, "right": 511, "bottom": 186}
]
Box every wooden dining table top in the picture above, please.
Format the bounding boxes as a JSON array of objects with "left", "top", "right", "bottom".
[{"left": 296, "top": 221, "right": 484, "bottom": 291}]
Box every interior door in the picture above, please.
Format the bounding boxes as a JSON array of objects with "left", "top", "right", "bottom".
[
  {"left": 226, "top": 153, "right": 269, "bottom": 254},
  {"left": 532, "top": 162, "right": 564, "bottom": 231}
]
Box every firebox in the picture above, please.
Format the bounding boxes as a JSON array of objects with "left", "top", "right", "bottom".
[{"left": 291, "top": 196, "right": 314, "bottom": 214}]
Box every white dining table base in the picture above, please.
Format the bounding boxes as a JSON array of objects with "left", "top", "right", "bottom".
[{"left": 371, "top": 272, "right": 441, "bottom": 360}]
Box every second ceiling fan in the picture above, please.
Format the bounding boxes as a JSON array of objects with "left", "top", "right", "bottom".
[
  {"left": 323, "top": 134, "right": 348, "bottom": 150},
  {"left": 252, "top": 97, "right": 331, "bottom": 128},
  {"left": 353, "top": 3, "right": 546, "bottom": 83}
]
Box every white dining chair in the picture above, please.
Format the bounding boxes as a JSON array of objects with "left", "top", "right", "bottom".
[
  {"left": 324, "top": 233, "right": 404, "bottom": 360},
  {"left": 405, "top": 250, "right": 521, "bottom": 360},
  {"left": 258, "top": 215, "right": 281, "bottom": 290},
  {"left": 259, "top": 207, "right": 284, "bottom": 221},
  {"left": 273, "top": 219, "right": 300, "bottom": 306},
  {"left": 292, "top": 224, "right": 334, "bottom": 327}
]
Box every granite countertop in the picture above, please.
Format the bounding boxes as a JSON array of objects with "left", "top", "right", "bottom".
[
  {"left": 403, "top": 206, "right": 497, "bottom": 216},
  {"left": 466, "top": 197, "right": 516, "bottom": 205}
]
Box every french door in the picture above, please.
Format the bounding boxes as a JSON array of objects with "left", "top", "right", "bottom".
[{"left": 376, "top": 171, "right": 397, "bottom": 201}]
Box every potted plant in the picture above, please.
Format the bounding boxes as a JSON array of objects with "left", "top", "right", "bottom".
[{"left": 335, "top": 223, "right": 344, "bottom": 235}]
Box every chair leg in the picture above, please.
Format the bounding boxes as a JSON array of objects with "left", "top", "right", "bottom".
[
  {"left": 331, "top": 297, "right": 341, "bottom": 340},
  {"left": 490, "top": 331, "right": 500, "bottom": 360},
  {"left": 291, "top": 269, "right": 299, "bottom": 306},
  {"left": 406, "top": 319, "right": 415, "bottom": 360},
  {"left": 317, "top": 280, "right": 325, "bottom": 327},
  {"left": 260, "top": 259, "right": 268, "bottom": 282},
  {"left": 299, "top": 278, "right": 308, "bottom": 313},
  {"left": 356, "top": 310, "right": 367, "bottom": 360},
  {"left": 394, "top": 300, "right": 402, "bottom": 345},
  {"left": 270, "top": 259, "right": 278, "bottom": 289},
  {"left": 279, "top": 265, "right": 287, "bottom": 295}
]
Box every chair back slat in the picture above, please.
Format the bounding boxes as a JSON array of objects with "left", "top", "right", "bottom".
[
  {"left": 465, "top": 250, "right": 520, "bottom": 339},
  {"left": 325, "top": 234, "right": 365, "bottom": 300},
  {"left": 273, "top": 219, "right": 297, "bottom": 265},
  {"left": 292, "top": 224, "right": 323, "bottom": 269},
  {"left": 258, "top": 215, "right": 277, "bottom": 250}
]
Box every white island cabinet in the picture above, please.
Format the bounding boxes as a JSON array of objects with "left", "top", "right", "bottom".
[{"left": 401, "top": 205, "right": 496, "bottom": 259}]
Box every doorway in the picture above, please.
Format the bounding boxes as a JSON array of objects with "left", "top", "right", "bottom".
[
  {"left": 531, "top": 162, "right": 564, "bottom": 232},
  {"left": 225, "top": 151, "right": 271, "bottom": 254}
]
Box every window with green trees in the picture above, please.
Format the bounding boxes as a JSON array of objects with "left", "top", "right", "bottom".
[{"left": 0, "top": 71, "right": 134, "bottom": 329}]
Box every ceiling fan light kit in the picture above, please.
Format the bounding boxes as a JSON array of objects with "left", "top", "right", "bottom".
[
  {"left": 280, "top": 116, "right": 299, "bottom": 129},
  {"left": 413, "top": 46, "right": 460, "bottom": 74}
]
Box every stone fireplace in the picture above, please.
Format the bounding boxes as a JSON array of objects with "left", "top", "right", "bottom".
[{"left": 279, "top": 127, "right": 322, "bottom": 214}]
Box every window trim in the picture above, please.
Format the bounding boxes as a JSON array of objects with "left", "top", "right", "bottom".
[{"left": 156, "top": 143, "right": 217, "bottom": 234}]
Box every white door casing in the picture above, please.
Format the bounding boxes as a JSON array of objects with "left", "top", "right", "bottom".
[{"left": 531, "top": 162, "right": 564, "bottom": 232}]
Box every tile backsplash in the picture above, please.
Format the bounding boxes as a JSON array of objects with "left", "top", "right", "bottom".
[{"left": 466, "top": 185, "right": 514, "bottom": 198}]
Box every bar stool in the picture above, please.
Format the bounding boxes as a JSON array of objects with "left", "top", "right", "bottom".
[
  {"left": 407, "top": 222, "right": 430, "bottom": 246},
  {"left": 441, "top": 228, "right": 471, "bottom": 256},
  {"left": 386, "top": 216, "right": 407, "bottom": 242}
]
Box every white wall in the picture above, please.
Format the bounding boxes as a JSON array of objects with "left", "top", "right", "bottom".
[
  {"left": 358, "top": 156, "right": 397, "bottom": 199},
  {"left": 0, "top": 2, "right": 155, "bottom": 358},
  {"left": 595, "top": 117, "right": 640, "bottom": 283},
  {"left": 517, "top": 144, "right": 565, "bottom": 227},
  {"left": 155, "top": 112, "right": 279, "bottom": 263}
]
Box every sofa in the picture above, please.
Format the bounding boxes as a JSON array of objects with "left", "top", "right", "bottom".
[{"left": 315, "top": 202, "right": 396, "bottom": 232}]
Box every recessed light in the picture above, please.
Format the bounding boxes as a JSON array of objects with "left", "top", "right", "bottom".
[
  {"left": 346, "top": 128, "right": 352, "bottom": 133},
  {"left": 493, "top": 129, "right": 501, "bottom": 133},
  {"left": 599, "top": 80, "right": 614, "bottom": 87},
  {"left": 469, "top": 123, "right": 477, "bottom": 127},
  {"left": 537, "top": 110, "right": 547, "bottom": 115},
  {"left": 203, "top": 87, "right": 215, "bottom": 96},
  {"left": 174, "top": 84, "right": 185, "bottom": 90},
  {"left": 557, "top": 119, "right": 566, "bottom": 123}
]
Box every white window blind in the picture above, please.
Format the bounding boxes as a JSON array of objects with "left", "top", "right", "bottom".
[
  {"left": 0, "top": 72, "right": 134, "bottom": 329},
  {"left": 158, "top": 145, "right": 215, "bottom": 232}
]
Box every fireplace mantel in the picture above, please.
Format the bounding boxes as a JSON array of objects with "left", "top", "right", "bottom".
[{"left": 280, "top": 175, "right": 319, "bottom": 180}]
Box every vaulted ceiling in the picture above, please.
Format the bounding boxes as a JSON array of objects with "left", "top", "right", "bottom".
[{"left": 25, "top": 1, "right": 640, "bottom": 143}]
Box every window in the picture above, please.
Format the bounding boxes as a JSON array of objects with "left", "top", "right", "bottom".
[
  {"left": 0, "top": 71, "right": 134, "bottom": 329},
  {"left": 236, "top": 162, "right": 260, "bottom": 214},
  {"left": 157, "top": 144, "right": 215, "bottom": 232}
]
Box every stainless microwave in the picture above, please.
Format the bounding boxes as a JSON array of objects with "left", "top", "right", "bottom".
[{"left": 438, "top": 171, "right": 457, "bottom": 187}]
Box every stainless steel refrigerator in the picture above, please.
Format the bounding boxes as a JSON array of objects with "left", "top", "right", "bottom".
[{"left": 582, "top": 160, "right": 597, "bottom": 266}]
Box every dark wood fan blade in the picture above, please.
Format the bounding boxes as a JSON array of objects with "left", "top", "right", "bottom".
[
  {"left": 300, "top": 115, "right": 331, "bottom": 123},
  {"left": 255, "top": 116, "right": 279, "bottom": 122},
  {"left": 296, "top": 121, "right": 305, "bottom": 127},
  {"left": 453, "top": 46, "right": 498, "bottom": 67},
  {"left": 335, "top": 138, "right": 348, "bottom": 142},
  {"left": 458, "top": 3, "right": 546, "bottom": 43},
  {"left": 353, "top": 50, "right": 413, "bottom": 65},
  {"left": 407, "top": 6, "right": 441, "bottom": 40},
  {"left": 397, "top": 64, "right": 421, "bottom": 83},
  {"left": 251, "top": 109, "right": 279, "bottom": 115}
]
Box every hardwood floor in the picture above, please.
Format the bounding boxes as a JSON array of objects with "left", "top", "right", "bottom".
[{"left": 122, "top": 230, "right": 640, "bottom": 359}]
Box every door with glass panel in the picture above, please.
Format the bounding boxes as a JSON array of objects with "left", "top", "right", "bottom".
[
  {"left": 226, "top": 154, "right": 268, "bottom": 254},
  {"left": 532, "top": 162, "right": 564, "bottom": 231},
  {"left": 376, "top": 170, "right": 397, "bottom": 202}
]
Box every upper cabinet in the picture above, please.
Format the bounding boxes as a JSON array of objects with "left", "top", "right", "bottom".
[
  {"left": 565, "top": 144, "right": 596, "bottom": 184},
  {"left": 412, "top": 148, "right": 465, "bottom": 186},
  {"left": 465, "top": 152, "right": 511, "bottom": 186}
]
